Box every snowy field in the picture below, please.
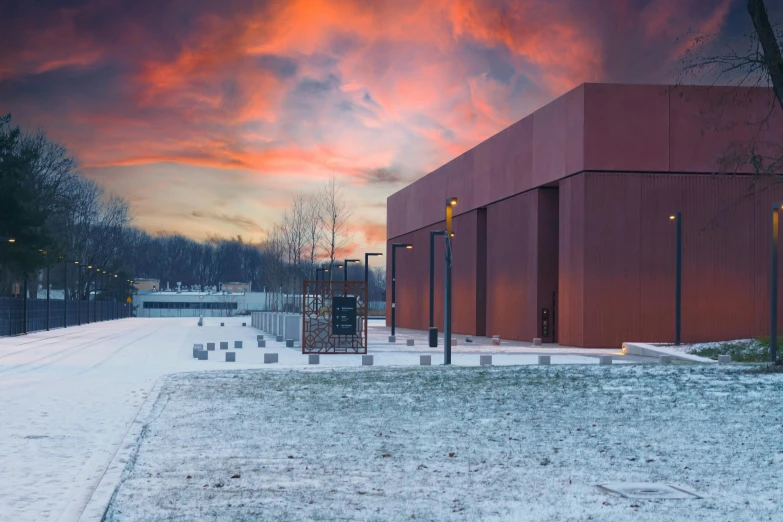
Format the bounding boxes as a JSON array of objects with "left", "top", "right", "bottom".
[
  {"left": 0, "top": 316, "right": 631, "bottom": 522},
  {"left": 105, "top": 365, "right": 783, "bottom": 522}
]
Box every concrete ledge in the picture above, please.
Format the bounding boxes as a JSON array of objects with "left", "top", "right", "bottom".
[{"left": 622, "top": 342, "right": 716, "bottom": 363}]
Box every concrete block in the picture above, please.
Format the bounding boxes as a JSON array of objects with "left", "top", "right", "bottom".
[
  {"left": 466, "top": 336, "right": 473, "bottom": 343},
  {"left": 388, "top": 335, "right": 396, "bottom": 343},
  {"left": 264, "top": 353, "right": 278, "bottom": 364},
  {"left": 234, "top": 341, "right": 243, "bottom": 349},
  {"left": 718, "top": 354, "right": 731, "bottom": 364},
  {"left": 406, "top": 339, "right": 415, "bottom": 346},
  {"left": 242, "top": 322, "right": 246, "bottom": 327},
  {"left": 276, "top": 335, "right": 283, "bottom": 342},
  {"left": 284, "top": 315, "right": 302, "bottom": 341},
  {"left": 362, "top": 355, "right": 374, "bottom": 366},
  {"left": 451, "top": 337, "right": 457, "bottom": 345},
  {"left": 197, "top": 350, "right": 208, "bottom": 360},
  {"left": 206, "top": 342, "right": 215, "bottom": 351},
  {"left": 309, "top": 354, "right": 320, "bottom": 365},
  {"left": 258, "top": 340, "right": 266, "bottom": 348},
  {"left": 492, "top": 337, "right": 501, "bottom": 346},
  {"left": 538, "top": 355, "right": 551, "bottom": 365},
  {"left": 192, "top": 346, "right": 201, "bottom": 358},
  {"left": 533, "top": 338, "right": 542, "bottom": 346},
  {"left": 198, "top": 317, "right": 203, "bottom": 326},
  {"left": 286, "top": 339, "right": 294, "bottom": 348},
  {"left": 257, "top": 334, "right": 264, "bottom": 341},
  {"left": 480, "top": 355, "right": 492, "bottom": 366},
  {"left": 220, "top": 322, "right": 224, "bottom": 327},
  {"left": 226, "top": 352, "right": 236, "bottom": 362},
  {"left": 599, "top": 355, "right": 613, "bottom": 365},
  {"left": 219, "top": 342, "right": 228, "bottom": 350},
  {"left": 659, "top": 355, "right": 673, "bottom": 364},
  {"left": 420, "top": 355, "right": 431, "bottom": 366}
]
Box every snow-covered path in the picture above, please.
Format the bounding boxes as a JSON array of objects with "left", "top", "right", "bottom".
[{"left": 0, "top": 316, "right": 635, "bottom": 521}]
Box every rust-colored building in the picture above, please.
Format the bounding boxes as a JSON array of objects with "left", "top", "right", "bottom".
[{"left": 386, "top": 83, "right": 783, "bottom": 347}]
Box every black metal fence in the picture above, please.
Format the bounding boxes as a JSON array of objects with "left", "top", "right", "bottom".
[{"left": 0, "top": 297, "right": 132, "bottom": 337}]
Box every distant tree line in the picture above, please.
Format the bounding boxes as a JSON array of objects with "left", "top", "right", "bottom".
[{"left": 0, "top": 114, "right": 386, "bottom": 306}]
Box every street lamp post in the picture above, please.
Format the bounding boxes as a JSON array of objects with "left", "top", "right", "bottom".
[
  {"left": 443, "top": 197, "right": 457, "bottom": 365},
  {"left": 364, "top": 253, "right": 383, "bottom": 283},
  {"left": 429, "top": 230, "right": 446, "bottom": 347},
  {"left": 772, "top": 203, "right": 782, "bottom": 364},
  {"left": 389, "top": 243, "right": 412, "bottom": 341},
  {"left": 86, "top": 265, "right": 93, "bottom": 324},
  {"left": 62, "top": 256, "right": 67, "bottom": 328},
  {"left": 670, "top": 213, "right": 682, "bottom": 345},
  {"left": 344, "top": 259, "right": 360, "bottom": 282},
  {"left": 75, "top": 262, "right": 82, "bottom": 325}
]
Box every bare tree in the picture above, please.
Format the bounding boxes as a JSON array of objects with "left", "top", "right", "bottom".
[
  {"left": 303, "top": 193, "right": 323, "bottom": 280},
  {"left": 679, "top": 0, "right": 782, "bottom": 181},
  {"left": 319, "top": 174, "right": 353, "bottom": 279}
]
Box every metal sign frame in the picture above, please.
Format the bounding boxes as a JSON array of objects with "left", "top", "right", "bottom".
[{"left": 302, "top": 280, "right": 368, "bottom": 354}]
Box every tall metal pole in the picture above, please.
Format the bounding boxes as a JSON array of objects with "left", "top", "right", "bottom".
[
  {"left": 63, "top": 258, "right": 67, "bottom": 328},
  {"left": 675, "top": 212, "right": 682, "bottom": 346},
  {"left": 444, "top": 236, "right": 452, "bottom": 365},
  {"left": 391, "top": 246, "right": 397, "bottom": 338},
  {"left": 23, "top": 277, "right": 27, "bottom": 334},
  {"left": 429, "top": 230, "right": 445, "bottom": 347},
  {"left": 86, "top": 268, "right": 91, "bottom": 324},
  {"left": 77, "top": 266, "right": 81, "bottom": 326},
  {"left": 772, "top": 204, "right": 780, "bottom": 364},
  {"left": 46, "top": 265, "right": 50, "bottom": 331},
  {"left": 443, "top": 197, "right": 457, "bottom": 365}
]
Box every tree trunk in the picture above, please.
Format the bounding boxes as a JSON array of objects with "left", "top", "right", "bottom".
[{"left": 748, "top": 0, "right": 783, "bottom": 110}]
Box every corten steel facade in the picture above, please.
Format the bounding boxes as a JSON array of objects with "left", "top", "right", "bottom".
[{"left": 386, "top": 83, "right": 783, "bottom": 348}]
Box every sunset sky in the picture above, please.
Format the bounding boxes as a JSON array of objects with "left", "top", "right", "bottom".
[{"left": 0, "top": 0, "right": 759, "bottom": 255}]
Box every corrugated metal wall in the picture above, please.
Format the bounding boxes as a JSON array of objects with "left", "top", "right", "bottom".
[{"left": 566, "top": 172, "right": 783, "bottom": 347}]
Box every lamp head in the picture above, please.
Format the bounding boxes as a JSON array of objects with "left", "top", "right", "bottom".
[
  {"left": 449, "top": 198, "right": 458, "bottom": 206},
  {"left": 7, "top": 238, "right": 15, "bottom": 243},
  {"left": 669, "top": 215, "right": 675, "bottom": 220}
]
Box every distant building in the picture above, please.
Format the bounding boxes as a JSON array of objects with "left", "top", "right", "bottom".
[
  {"left": 133, "top": 290, "right": 268, "bottom": 317},
  {"left": 133, "top": 278, "right": 160, "bottom": 292},
  {"left": 220, "top": 282, "right": 251, "bottom": 293}
]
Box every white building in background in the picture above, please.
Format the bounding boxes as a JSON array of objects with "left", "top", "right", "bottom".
[{"left": 133, "top": 290, "right": 269, "bottom": 318}]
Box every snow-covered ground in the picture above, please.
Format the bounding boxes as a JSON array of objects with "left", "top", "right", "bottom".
[
  {"left": 106, "top": 365, "right": 783, "bottom": 521},
  {"left": 0, "top": 316, "right": 634, "bottom": 522}
]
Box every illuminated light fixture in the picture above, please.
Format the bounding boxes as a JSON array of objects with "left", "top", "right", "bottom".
[
  {"left": 449, "top": 198, "right": 457, "bottom": 206},
  {"left": 114, "top": 274, "right": 118, "bottom": 278},
  {"left": 74, "top": 261, "right": 79, "bottom": 264},
  {"left": 406, "top": 245, "right": 413, "bottom": 249},
  {"left": 7, "top": 238, "right": 15, "bottom": 243},
  {"left": 87, "top": 265, "right": 93, "bottom": 269},
  {"left": 669, "top": 215, "right": 676, "bottom": 220}
]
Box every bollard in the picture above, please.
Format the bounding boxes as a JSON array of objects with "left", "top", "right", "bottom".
[
  {"left": 599, "top": 355, "right": 613, "bottom": 365},
  {"left": 538, "top": 355, "right": 551, "bottom": 365},
  {"left": 257, "top": 334, "right": 264, "bottom": 341},
  {"left": 362, "top": 355, "right": 374, "bottom": 366},
  {"left": 258, "top": 340, "right": 266, "bottom": 348},
  {"left": 388, "top": 335, "right": 396, "bottom": 343},
  {"left": 660, "top": 355, "right": 673, "bottom": 364},
  {"left": 480, "top": 355, "right": 492, "bottom": 366},
  {"left": 451, "top": 337, "right": 457, "bottom": 345},
  {"left": 275, "top": 335, "right": 283, "bottom": 342},
  {"left": 420, "top": 355, "right": 431, "bottom": 366},
  {"left": 406, "top": 339, "right": 415, "bottom": 346},
  {"left": 533, "top": 338, "right": 542, "bottom": 346},
  {"left": 207, "top": 342, "right": 215, "bottom": 351},
  {"left": 198, "top": 317, "right": 203, "bottom": 326},
  {"left": 235, "top": 341, "right": 243, "bottom": 349},
  {"left": 197, "top": 350, "right": 208, "bottom": 360},
  {"left": 192, "top": 344, "right": 203, "bottom": 358},
  {"left": 466, "top": 336, "right": 473, "bottom": 343},
  {"left": 492, "top": 336, "right": 501, "bottom": 346},
  {"left": 309, "top": 354, "right": 320, "bottom": 365},
  {"left": 226, "top": 352, "right": 236, "bottom": 362},
  {"left": 219, "top": 342, "right": 228, "bottom": 350},
  {"left": 264, "top": 353, "right": 278, "bottom": 364},
  {"left": 718, "top": 354, "right": 731, "bottom": 364},
  {"left": 220, "top": 322, "right": 224, "bottom": 327},
  {"left": 242, "top": 322, "right": 246, "bottom": 326},
  {"left": 286, "top": 339, "right": 294, "bottom": 348}
]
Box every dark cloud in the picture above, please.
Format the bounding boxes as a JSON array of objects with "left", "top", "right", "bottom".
[
  {"left": 191, "top": 211, "right": 261, "bottom": 229},
  {"left": 256, "top": 54, "right": 298, "bottom": 79},
  {"left": 365, "top": 167, "right": 403, "bottom": 184}
]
